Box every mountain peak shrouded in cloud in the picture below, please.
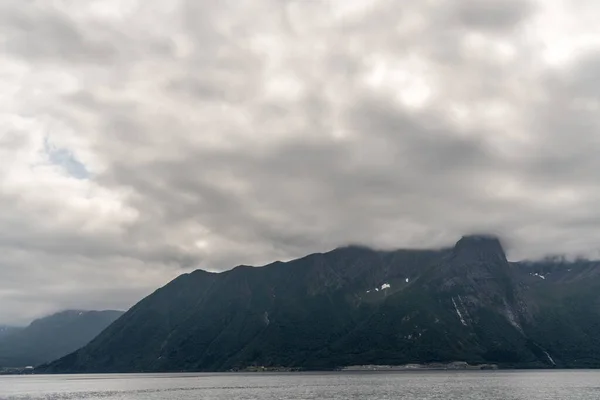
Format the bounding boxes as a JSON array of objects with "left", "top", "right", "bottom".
[
  {"left": 453, "top": 234, "right": 507, "bottom": 262},
  {"left": 3, "top": 0, "right": 600, "bottom": 324}
]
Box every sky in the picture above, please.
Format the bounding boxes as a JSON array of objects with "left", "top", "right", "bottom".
[{"left": 2, "top": 0, "right": 600, "bottom": 325}]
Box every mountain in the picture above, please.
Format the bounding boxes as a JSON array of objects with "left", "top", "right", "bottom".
[
  {"left": 0, "top": 326, "right": 23, "bottom": 340},
  {"left": 40, "top": 235, "right": 600, "bottom": 373},
  {"left": 0, "top": 310, "right": 124, "bottom": 368},
  {"left": 516, "top": 258, "right": 600, "bottom": 367}
]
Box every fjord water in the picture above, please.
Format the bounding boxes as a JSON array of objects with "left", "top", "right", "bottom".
[{"left": 1, "top": 371, "right": 599, "bottom": 400}]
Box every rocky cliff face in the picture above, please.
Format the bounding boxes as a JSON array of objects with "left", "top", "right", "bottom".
[
  {"left": 39, "top": 236, "right": 600, "bottom": 373},
  {"left": 432, "top": 235, "right": 527, "bottom": 332}
]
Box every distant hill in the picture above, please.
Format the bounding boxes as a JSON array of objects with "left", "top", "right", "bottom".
[
  {"left": 40, "top": 235, "right": 600, "bottom": 373},
  {"left": 0, "top": 326, "right": 23, "bottom": 340},
  {"left": 0, "top": 310, "right": 124, "bottom": 367}
]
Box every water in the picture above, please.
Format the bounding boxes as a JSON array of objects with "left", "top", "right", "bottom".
[{"left": 1, "top": 371, "right": 599, "bottom": 400}]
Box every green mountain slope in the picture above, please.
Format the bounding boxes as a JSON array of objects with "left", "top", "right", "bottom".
[{"left": 40, "top": 236, "right": 600, "bottom": 372}]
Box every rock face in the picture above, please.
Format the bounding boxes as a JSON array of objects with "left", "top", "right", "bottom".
[
  {"left": 0, "top": 310, "right": 124, "bottom": 368},
  {"left": 40, "top": 236, "right": 600, "bottom": 373}
]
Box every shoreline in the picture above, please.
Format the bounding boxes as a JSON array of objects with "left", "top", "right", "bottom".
[{"left": 4, "top": 367, "right": 600, "bottom": 376}]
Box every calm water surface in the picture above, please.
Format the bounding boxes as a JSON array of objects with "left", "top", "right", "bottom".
[{"left": 1, "top": 370, "right": 599, "bottom": 400}]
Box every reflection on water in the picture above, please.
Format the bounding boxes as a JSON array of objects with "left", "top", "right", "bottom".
[{"left": 1, "top": 370, "right": 599, "bottom": 400}]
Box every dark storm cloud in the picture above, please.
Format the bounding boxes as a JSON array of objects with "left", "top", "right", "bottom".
[{"left": 2, "top": 0, "right": 600, "bottom": 325}]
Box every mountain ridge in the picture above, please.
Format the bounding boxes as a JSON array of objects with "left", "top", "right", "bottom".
[{"left": 39, "top": 235, "right": 600, "bottom": 373}]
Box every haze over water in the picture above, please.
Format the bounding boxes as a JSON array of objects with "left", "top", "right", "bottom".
[{"left": 1, "top": 371, "right": 599, "bottom": 400}]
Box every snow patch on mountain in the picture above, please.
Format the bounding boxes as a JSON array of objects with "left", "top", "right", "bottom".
[{"left": 452, "top": 297, "right": 468, "bottom": 326}]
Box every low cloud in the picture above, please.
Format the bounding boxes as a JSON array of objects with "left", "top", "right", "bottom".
[{"left": 2, "top": 0, "right": 600, "bottom": 324}]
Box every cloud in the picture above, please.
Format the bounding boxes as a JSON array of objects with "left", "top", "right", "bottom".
[
  {"left": 2, "top": 0, "right": 600, "bottom": 324},
  {"left": 449, "top": 0, "right": 536, "bottom": 32}
]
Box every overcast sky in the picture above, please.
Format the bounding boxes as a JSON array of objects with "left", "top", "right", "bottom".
[{"left": 2, "top": 0, "right": 600, "bottom": 325}]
